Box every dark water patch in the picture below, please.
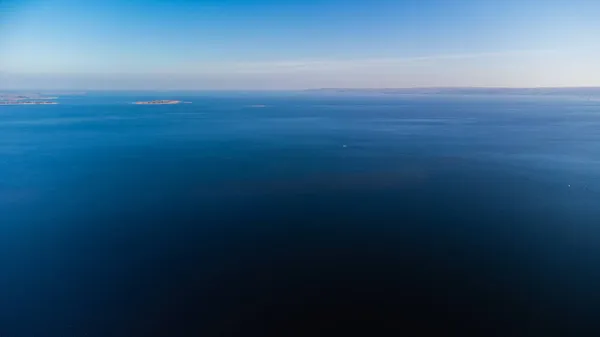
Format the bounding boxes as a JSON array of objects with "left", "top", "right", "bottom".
[{"left": 4, "top": 153, "right": 599, "bottom": 336}]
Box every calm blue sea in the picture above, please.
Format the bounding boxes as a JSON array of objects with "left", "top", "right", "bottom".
[{"left": 1, "top": 93, "right": 600, "bottom": 336}]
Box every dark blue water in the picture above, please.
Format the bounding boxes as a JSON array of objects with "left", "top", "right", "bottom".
[{"left": 2, "top": 93, "right": 600, "bottom": 336}]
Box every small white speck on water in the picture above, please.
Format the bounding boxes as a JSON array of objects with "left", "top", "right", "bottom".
[
  {"left": 343, "top": 145, "right": 347, "bottom": 148},
  {"left": 568, "top": 185, "right": 571, "bottom": 188}
]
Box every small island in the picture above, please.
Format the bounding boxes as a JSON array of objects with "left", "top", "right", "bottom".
[{"left": 133, "top": 100, "right": 182, "bottom": 105}]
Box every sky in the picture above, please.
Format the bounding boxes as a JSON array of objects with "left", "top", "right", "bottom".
[{"left": 0, "top": 0, "right": 599, "bottom": 89}]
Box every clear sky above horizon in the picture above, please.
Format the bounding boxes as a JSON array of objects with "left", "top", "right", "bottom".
[{"left": 1, "top": 0, "right": 599, "bottom": 89}]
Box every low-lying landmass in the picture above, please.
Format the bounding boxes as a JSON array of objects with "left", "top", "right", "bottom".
[
  {"left": 0, "top": 93, "right": 58, "bottom": 100},
  {"left": 0, "top": 101, "right": 58, "bottom": 105},
  {"left": 306, "top": 87, "right": 600, "bottom": 96},
  {"left": 134, "top": 100, "right": 182, "bottom": 105},
  {"left": 0, "top": 92, "right": 63, "bottom": 105}
]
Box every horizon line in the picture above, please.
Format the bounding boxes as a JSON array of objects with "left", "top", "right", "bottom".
[{"left": 3, "top": 86, "right": 600, "bottom": 92}]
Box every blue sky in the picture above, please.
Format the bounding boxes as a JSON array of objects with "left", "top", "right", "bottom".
[{"left": 1, "top": 0, "right": 599, "bottom": 89}]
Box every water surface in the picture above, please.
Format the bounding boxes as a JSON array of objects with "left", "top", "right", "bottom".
[{"left": 1, "top": 93, "right": 600, "bottom": 336}]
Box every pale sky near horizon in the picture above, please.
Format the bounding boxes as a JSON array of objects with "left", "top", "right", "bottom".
[{"left": 1, "top": 0, "right": 599, "bottom": 89}]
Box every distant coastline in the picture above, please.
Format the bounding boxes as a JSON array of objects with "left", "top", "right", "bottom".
[
  {"left": 0, "top": 94, "right": 57, "bottom": 100},
  {"left": 0, "top": 92, "right": 63, "bottom": 105},
  {"left": 306, "top": 87, "right": 600, "bottom": 96},
  {"left": 133, "top": 100, "right": 182, "bottom": 105},
  {"left": 0, "top": 101, "right": 58, "bottom": 105}
]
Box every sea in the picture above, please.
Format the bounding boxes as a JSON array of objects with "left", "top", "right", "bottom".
[{"left": 1, "top": 92, "right": 600, "bottom": 336}]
